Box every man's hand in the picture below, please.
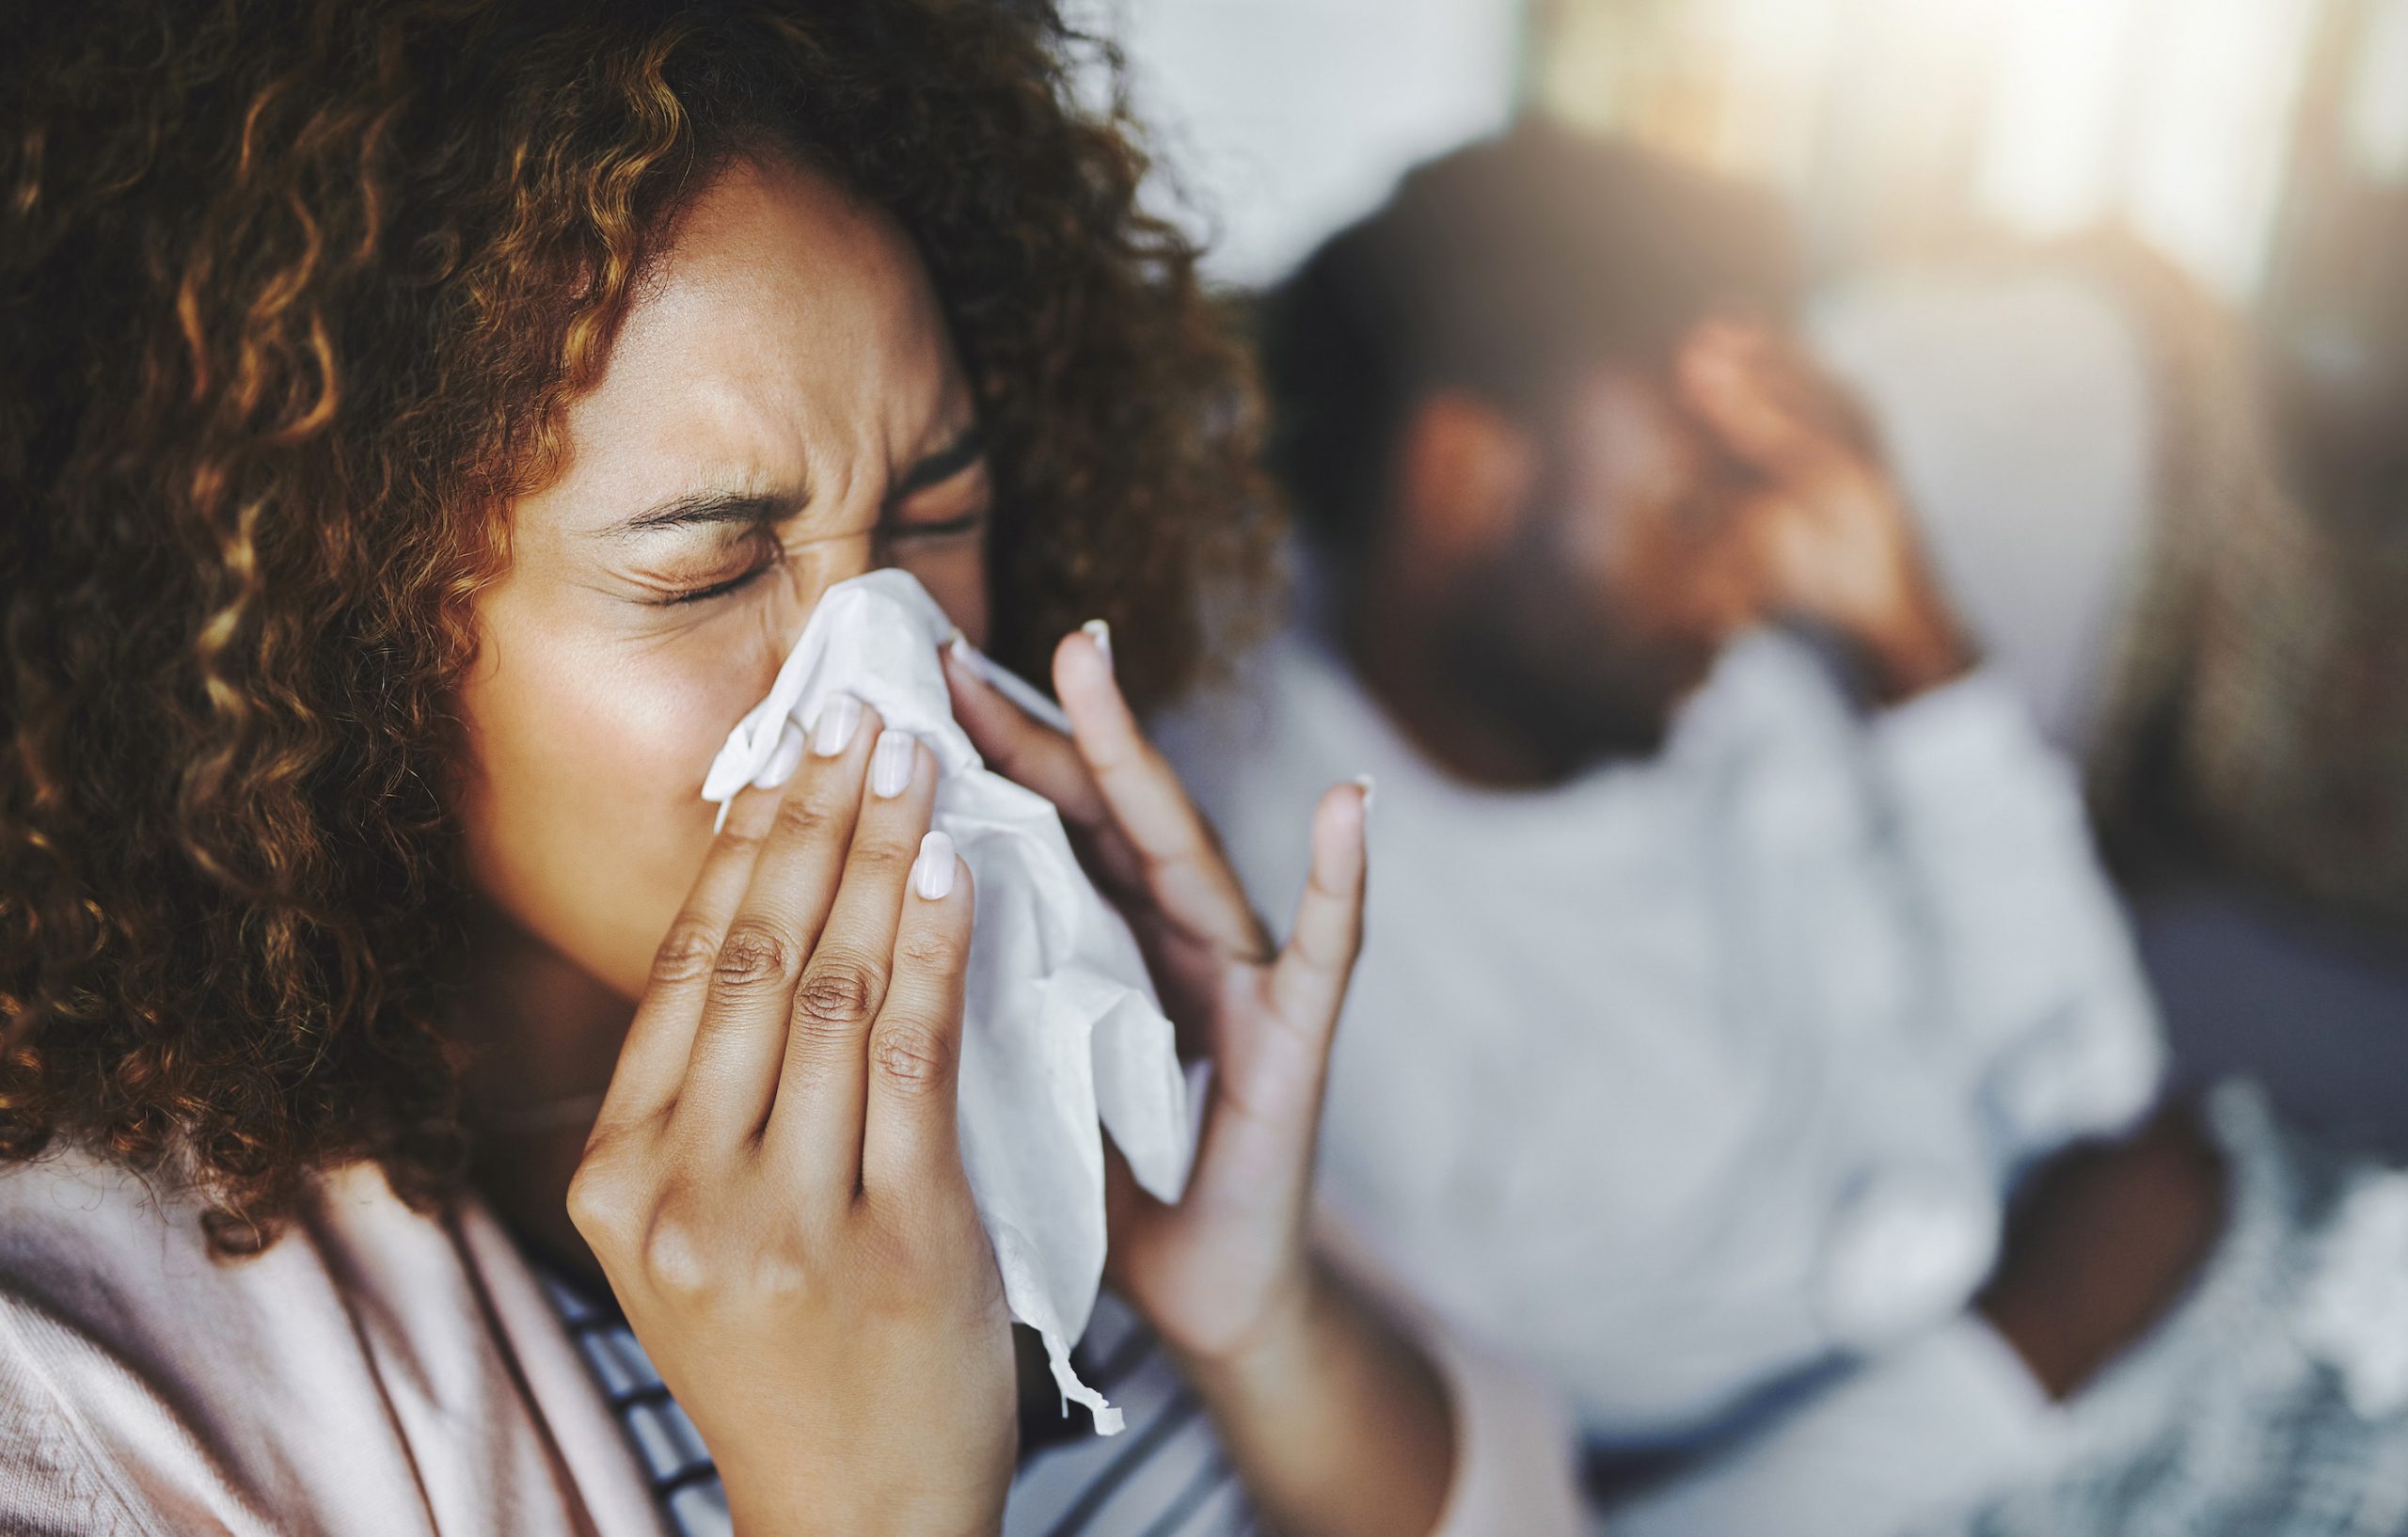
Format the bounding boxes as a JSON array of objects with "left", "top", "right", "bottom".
[
  {"left": 1677, "top": 321, "right": 1976, "bottom": 704},
  {"left": 1977, "top": 1104, "right": 2226, "bottom": 1400}
]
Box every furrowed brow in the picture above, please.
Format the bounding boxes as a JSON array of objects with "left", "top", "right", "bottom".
[
  {"left": 888, "top": 424, "right": 986, "bottom": 504},
  {"left": 603, "top": 489, "right": 792, "bottom": 540}
]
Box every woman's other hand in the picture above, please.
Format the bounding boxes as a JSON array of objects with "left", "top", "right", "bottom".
[
  {"left": 566, "top": 701, "right": 1014, "bottom": 1537},
  {"left": 948, "top": 630, "right": 1455, "bottom": 1537}
]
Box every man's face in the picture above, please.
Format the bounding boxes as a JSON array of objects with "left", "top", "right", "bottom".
[{"left": 1420, "top": 369, "right": 1759, "bottom": 771}]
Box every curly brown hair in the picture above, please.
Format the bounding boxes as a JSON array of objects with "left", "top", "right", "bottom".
[{"left": 0, "top": 0, "right": 1274, "bottom": 1249}]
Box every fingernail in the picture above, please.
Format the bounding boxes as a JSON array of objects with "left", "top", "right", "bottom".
[
  {"left": 759, "top": 719, "right": 808, "bottom": 788},
  {"left": 913, "top": 830, "right": 957, "bottom": 899},
  {"left": 812, "top": 691, "right": 861, "bottom": 757},
  {"left": 944, "top": 629, "right": 990, "bottom": 680},
  {"left": 1081, "top": 618, "right": 1113, "bottom": 672},
  {"left": 1353, "top": 771, "right": 1377, "bottom": 816},
  {"left": 871, "top": 728, "right": 916, "bottom": 799}
]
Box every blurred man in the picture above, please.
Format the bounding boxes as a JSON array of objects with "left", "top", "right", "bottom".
[{"left": 1160, "top": 125, "right": 2196, "bottom": 1531}]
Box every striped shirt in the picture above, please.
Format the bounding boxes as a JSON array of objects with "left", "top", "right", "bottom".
[{"left": 536, "top": 1263, "right": 1255, "bottom": 1537}]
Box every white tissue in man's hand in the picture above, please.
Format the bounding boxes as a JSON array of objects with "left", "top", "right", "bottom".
[{"left": 701, "top": 569, "right": 1194, "bottom": 1434}]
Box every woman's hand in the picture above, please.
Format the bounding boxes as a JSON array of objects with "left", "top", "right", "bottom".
[
  {"left": 948, "top": 629, "right": 1455, "bottom": 1537},
  {"left": 566, "top": 701, "right": 1015, "bottom": 1537},
  {"left": 945, "top": 626, "right": 1356, "bottom": 1357}
]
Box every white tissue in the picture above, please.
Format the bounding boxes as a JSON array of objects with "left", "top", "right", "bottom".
[
  {"left": 701, "top": 570, "right": 1194, "bottom": 1434},
  {"left": 2298, "top": 1169, "right": 2408, "bottom": 1419}
]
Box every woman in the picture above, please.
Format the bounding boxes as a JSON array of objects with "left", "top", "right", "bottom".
[{"left": 0, "top": 3, "right": 1579, "bottom": 1532}]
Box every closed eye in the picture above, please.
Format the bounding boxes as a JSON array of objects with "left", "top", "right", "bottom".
[
  {"left": 887, "top": 509, "right": 986, "bottom": 541},
  {"left": 655, "top": 561, "right": 775, "bottom": 606},
  {"left": 653, "top": 505, "right": 982, "bottom": 607}
]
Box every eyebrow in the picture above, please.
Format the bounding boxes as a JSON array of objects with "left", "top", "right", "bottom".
[
  {"left": 605, "top": 489, "right": 791, "bottom": 540},
  {"left": 602, "top": 423, "right": 986, "bottom": 540},
  {"left": 888, "top": 423, "right": 986, "bottom": 504}
]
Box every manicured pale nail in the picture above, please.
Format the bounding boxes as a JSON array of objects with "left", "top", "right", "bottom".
[
  {"left": 871, "top": 729, "right": 916, "bottom": 799},
  {"left": 812, "top": 692, "right": 861, "bottom": 756},
  {"left": 913, "top": 830, "right": 957, "bottom": 899},
  {"left": 759, "top": 719, "right": 808, "bottom": 788},
  {"left": 1353, "top": 772, "right": 1377, "bottom": 816},
  {"left": 1081, "top": 618, "right": 1113, "bottom": 671},
  {"left": 943, "top": 629, "right": 990, "bottom": 680}
]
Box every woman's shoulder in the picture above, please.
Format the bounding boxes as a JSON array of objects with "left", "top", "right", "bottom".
[
  {"left": 0, "top": 1144, "right": 237, "bottom": 1332},
  {"left": 0, "top": 1147, "right": 294, "bottom": 1531},
  {"left": 0, "top": 1148, "right": 591, "bottom": 1536},
  {"left": 0, "top": 1143, "right": 343, "bottom": 1326}
]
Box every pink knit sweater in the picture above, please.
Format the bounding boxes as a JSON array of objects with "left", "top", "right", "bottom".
[{"left": 0, "top": 1147, "right": 1583, "bottom": 1535}]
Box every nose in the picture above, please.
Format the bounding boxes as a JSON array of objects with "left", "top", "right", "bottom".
[{"left": 754, "top": 555, "right": 873, "bottom": 686}]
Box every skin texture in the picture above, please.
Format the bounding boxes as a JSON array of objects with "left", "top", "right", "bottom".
[
  {"left": 1340, "top": 320, "right": 1975, "bottom": 789},
  {"left": 457, "top": 158, "right": 1449, "bottom": 1537}
]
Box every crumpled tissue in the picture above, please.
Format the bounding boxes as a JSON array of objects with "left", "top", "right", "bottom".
[
  {"left": 2297, "top": 1167, "right": 2408, "bottom": 1419},
  {"left": 701, "top": 569, "right": 1195, "bottom": 1434}
]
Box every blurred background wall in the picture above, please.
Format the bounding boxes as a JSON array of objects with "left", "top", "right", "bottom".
[
  {"left": 1092, "top": 0, "right": 1525, "bottom": 288},
  {"left": 1536, "top": 0, "right": 2321, "bottom": 298},
  {"left": 1524, "top": 0, "right": 2408, "bottom": 518},
  {"left": 1101, "top": 0, "right": 2408, "bottom": 448}
]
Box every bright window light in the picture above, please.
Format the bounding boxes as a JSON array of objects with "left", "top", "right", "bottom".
[
  {"left": 2351, "top": 0, "right": 2408, "bottom": 182},
  {"left": 1974, "top": 0, "right": 2141, "bottom": 235},
  {"left": 2121, "top": 0, "right": 2321, "bottom": 295}
]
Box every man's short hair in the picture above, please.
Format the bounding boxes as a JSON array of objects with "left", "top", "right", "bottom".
[{"left": 1260, "top": 121, "right": 1802, "bottom": 555}]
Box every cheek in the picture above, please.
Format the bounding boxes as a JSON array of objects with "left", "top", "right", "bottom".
[{"left": 454, "top": 595, "right": 784, "bottom": 1001}]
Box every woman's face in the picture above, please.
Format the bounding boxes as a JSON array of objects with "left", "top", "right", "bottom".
[{"left": 456, "top": 156, "right": 990, "bottom": 1001}]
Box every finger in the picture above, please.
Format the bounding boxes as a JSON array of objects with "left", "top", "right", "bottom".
[
  {"left": 1265, "top": 778, "right": 1370, "bottom": 1062},
  {"left": 1185, "top": 781, "right": 1370, "bottom": 1221},
  {"left": 1677, "top": 325, "right": 1848, "bottom": 485},
  {"left": 673, "top": 693, "right": 879, "bottom": 1147},
  {"left": 860, "top": 832, "right": 974, "bottom": 1197},
  {"left": 1691, "top": 494, "right": 1785, "bottom": 629},
  {"left": 942, "top": 640, "right": 1111, "bottom": 832},
  {"left": 1750, "top": 329, "right": 1881, "bottom": 452},
  {"left": 1100, "top": 1138, "right": 1164, "bottom": 1286},
  {"left": 1052, "top": 626, "right": 1265, "bottom": 958},
  {"left": 945, "top": 637, "right": 1154, "bottom": 899},
  {"left": 768, "top": 729, "right": 937, "bottom": 1187},
  {"left": 591, "top": 725, "right": 800, "bottom": 1140}
]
